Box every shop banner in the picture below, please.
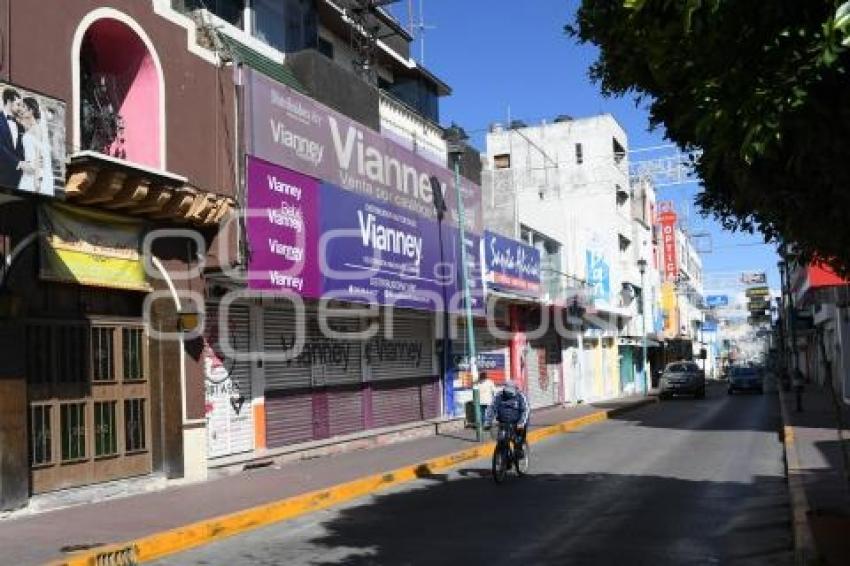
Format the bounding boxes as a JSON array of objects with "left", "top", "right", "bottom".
[
  {"left": 247, "top": 156, "right": 483, "bottom": 314},
  {"left": 244, "top": 68, "right": 482, "bottom": 234},
  {"left": 659, "top": 208, "right": 678, "bottom": 282},
  {"left": 586, "top": 250, "right": 611, "bottom": 303},
  {"left": 705, "top": 294, "right": 729, "bottom": 307},
  {"left": 483, "top": 230, "right": 541, "bottom": 297},
  {"left": 39, "top": 203, "right": 149, "bottom": 291},
  {"left": 0, "top": 81, "right": 66, "bottom": 197}
]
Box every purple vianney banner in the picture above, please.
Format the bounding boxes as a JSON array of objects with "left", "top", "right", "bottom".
[
  {"left": 244, "top": 68, "right": 482, "bottom": 234},
  {"left": 246, "top": 157, "right": 321, "bottom": 294},
  {"left": 247, "top": 156, "right": 483, "bottom": 314}
]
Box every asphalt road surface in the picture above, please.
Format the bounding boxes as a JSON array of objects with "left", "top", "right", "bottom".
[{"left": 153, "top": 385, "right": 792, "bottom": 566}]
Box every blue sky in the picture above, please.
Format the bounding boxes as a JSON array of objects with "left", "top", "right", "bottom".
[{"left": 388, "top": 1, "right": 780, "bottom": 294}]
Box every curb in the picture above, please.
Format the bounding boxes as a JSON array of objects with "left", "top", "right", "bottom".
[
  {"left": 777, "top": 387, "right": 817, "bottom": 565},
  {"left": 49, "top": 397, "right": 657, "bottom": 566}
]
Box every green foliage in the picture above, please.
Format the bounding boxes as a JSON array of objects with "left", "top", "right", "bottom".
[{"left": 567, "top": 0, "right": 850, "bottom": 274}]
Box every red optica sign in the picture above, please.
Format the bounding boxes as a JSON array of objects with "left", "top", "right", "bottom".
[{"left": 659, "top": 210, "right": 678, "bottom": 281}]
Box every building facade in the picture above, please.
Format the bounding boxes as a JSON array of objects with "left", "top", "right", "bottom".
[{"left": 482, "top": 114, "right": 662, "bottom": 403}]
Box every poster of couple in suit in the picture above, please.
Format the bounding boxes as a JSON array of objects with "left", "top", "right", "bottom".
[{"left": 0, "top": 83, "right": 65, "bottom": 197}]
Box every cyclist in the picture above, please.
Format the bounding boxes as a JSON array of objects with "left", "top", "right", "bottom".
[{"left": 486, "top": 379, "right": 530, "bottom": 455}]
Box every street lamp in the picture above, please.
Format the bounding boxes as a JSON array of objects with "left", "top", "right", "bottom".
[
  {"left": 444, "top": 124, "right": 482, "bottom": 441},
  {"left": 429, "top": 175, "right": 451, "bottom": 425},
  {"left": 637, "top": 258, "right": 648, "bottom": 395}
]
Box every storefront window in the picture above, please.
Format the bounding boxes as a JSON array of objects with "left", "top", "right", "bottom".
[
  {"left": 60, "top": 403, "right": 86, "bottom": 461},
  {"left": 94, "top": 401, "right": 118, "bottom": 457}
]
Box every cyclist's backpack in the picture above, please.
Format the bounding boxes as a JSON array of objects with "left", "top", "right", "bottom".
[{"left": 497, "top": 393, "right": 522, "bottom": 423}]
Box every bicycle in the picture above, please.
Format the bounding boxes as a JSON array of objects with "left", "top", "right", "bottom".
[{"left": 491, "top": 422, "right": 530, "bottom": 483}]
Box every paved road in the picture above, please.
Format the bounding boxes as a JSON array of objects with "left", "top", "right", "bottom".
[{"left": 153, "top": 385, "right": 792, "bottom": 566}]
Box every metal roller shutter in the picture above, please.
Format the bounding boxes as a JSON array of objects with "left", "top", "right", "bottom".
[
  {"left": 371, "top": 378, "right": 427, "bottom": 428},
  {"left": 205, "top": 302, "right": 254, "bottom": 458},
  {"left": 420, "top": 376, "right": 440, "bottom": 420},
  {"left": 263, "top": 305, "right": 363, "bottom": 391},
  {"left": 525, "top": 343, "right": 548, "bottom": 408},
  {"left": 327, "top": 385, "right": 365, "bottom": 437},
  {"left": 368, "top": 311, "right": 433, "bottom": 381},
  {"left": 265, "top": 390, "right": 314, "bottom": 448},
  {"left": 264, "top": 306, "right": 312, "bottom": 391}
]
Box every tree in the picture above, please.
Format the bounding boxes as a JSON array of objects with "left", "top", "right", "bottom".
[{"left": 567, "top": 1, "right": 850, "bottom": 273}]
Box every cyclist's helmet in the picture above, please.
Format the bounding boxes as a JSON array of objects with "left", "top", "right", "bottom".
[{"left": 502, "top": 379, "right": 518, "bottom": 398}]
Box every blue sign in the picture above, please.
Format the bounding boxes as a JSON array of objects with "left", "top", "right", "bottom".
[
  {"left": 586, "top": 250, "right": 610, "bottom": 303},
  {"left": 703, "top": 320, "right": 718, "bottom": 332},
  {"left": 483, "top": 231, "right": 541, "bottom": 297},
  {"left": 706, "top": 295, "right": 729, "bottom": 308}
]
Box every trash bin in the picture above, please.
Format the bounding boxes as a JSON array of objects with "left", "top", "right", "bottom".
[{"left": 464, "top": 401, "right": 476, "bottom": 427}]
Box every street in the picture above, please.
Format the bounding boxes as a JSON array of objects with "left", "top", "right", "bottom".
[{"left": 152, "top": 385, "right": 792, "bottom": 566}]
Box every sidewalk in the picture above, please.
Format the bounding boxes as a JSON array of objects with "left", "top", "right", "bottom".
[
  {"left": 0, "top": 395, "right": 654, "bottom": 566},
  {"left": 779, "top": 382, "right": 850, "bottom": 565}
]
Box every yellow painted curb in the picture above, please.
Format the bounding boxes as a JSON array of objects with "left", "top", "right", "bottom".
[
  {"left": 48, "top": 398, "right": 656, "bottom": 566},
  {"left": 777, "top": 387, "right": 816, "bottom": 565}
]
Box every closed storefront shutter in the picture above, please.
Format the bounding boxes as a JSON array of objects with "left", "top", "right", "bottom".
[
  {"left": 327, "top": 385, "right": 364, "bottom": 437},
  {"left": 525, "top": 342, "right": 551, "bottom": 408},
  {"left": 265, "top": 389, "right": 314, "bottom": 448},
  {"left": 205, "top": 302, "right": 254, "bottom": 459},
  {"left": 372, "top": 378, "right": 428, "bottom": 428},
  {"left": 368, "top": 311, "right": 433, "bottom": 381},
  {"left": 264, "top": 305, "right": 363, "bottom": 391},
  {"left": 420, "top": 377, "right": 440, "bottom": 419},
  {"left": 528, "top": 329, "right": 561, "bottom": 407}
]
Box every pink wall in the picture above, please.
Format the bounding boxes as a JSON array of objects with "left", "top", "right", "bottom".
[{"left": 83, "top": 19, "right": 161, "bottom": 169}]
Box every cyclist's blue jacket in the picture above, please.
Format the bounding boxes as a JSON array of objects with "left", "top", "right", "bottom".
[{"left": 486, "top": 388, "right": 530, "bottom": 427}]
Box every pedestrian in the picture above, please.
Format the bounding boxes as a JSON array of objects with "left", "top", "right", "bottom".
[
  {"left": 793, "top": 368, "right": 804, "bottom": 412},
  {"left": 476, "top": 371, "right": 496, "bottom": 427}
]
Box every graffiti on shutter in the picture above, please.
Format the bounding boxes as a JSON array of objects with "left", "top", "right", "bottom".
[
  {"left": 264, "top": 305, "right": 362, "bottom": 390},
  {"left": 205, "top": 302, "right": 254, "bottom": 458},
  {"left": 368, "top": 312, "right": 433, "bottom": 381}
]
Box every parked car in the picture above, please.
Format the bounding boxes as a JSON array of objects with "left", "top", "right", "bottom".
[
  {"left": 727, "top": 366, "right": 764, "bottom": 394},
  {"left": 659, "top": 361, "right": 706, "bottom": 399}
]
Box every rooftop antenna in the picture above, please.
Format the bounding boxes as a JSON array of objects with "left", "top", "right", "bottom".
[{"left": 408, "top": 0, "right": 435, "bottom": 63}]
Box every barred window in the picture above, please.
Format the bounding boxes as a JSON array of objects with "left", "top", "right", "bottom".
[
  {"left": 94, "top": 401, "right": 118, "bottom": 457},
  {"left": 125, "top": 399, "right": 146, "bottom": 452},
  {"left": 60, "top": 403, "right": 86, "bottom": 461}
]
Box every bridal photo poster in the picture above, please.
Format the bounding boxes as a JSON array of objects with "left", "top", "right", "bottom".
[{"left": 0, "top": 81, "right": 65, "bottom": 197}]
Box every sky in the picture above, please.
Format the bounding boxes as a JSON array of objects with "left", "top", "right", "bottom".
[{"left": 388, "top": 0, "right": 780, "bottom": 296}]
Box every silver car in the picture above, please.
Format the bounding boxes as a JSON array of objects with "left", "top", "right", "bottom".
[{"left": 659, "top": 361, "right": 706, "bottom": 399}]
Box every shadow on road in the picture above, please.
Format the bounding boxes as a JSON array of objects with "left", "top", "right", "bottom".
[{"left": 275, "top": 468, "right": 792, "bottom": 566}]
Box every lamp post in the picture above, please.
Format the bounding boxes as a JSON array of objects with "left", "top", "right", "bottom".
[
  {"left": 637, "top": 258, "right": 648, "bottom": 395},
  {"left": 429, "top": 176, "right": 451, "bottom": 421},
  {"left": 778, "top": 257, "right": 798, "bottom": 374},
  {"left": 445, "top": 124, "right": 482, "bottom": 441}
]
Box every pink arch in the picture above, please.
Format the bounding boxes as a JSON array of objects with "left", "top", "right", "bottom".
[{"left": 82, "top": 19, "right": 161, "bottom": 168}]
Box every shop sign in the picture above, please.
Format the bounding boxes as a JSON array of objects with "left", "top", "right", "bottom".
[
  {"left": 38, "top": 202, "right": 149, "bottom": 291},
  {"left": 0, "top": 81, "right": 66, "bottom": 197},
  {"left": 586, "top": 250, "right": 611, "bottom": 303},
  {"left": 483, "top": 230, "right": 541, "bottom": 297},
  {"left": 244, "top": 68, "right": 482, "bottom": 233},
  {"left": 247, "top": 157, "right": 484, "bottom": 314},
  {"left": 741, "top": 272, "right": 767, "bottom": 285},
  {"left": 658, "top": 205, "right": 678, "bottom": 281},
  {"left": 453, "top": 351, "right": 508, "bottom": 388},
  {"left": 705, "top": 294, "right": 728, "bottom": 307},
  {"left": 745, "top": 286, "right": 770, "bottom": 297}
]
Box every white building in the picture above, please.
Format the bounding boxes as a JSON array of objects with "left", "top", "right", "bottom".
[{"left": 483, "top": 115, "right": 662, "bottom": 401}]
